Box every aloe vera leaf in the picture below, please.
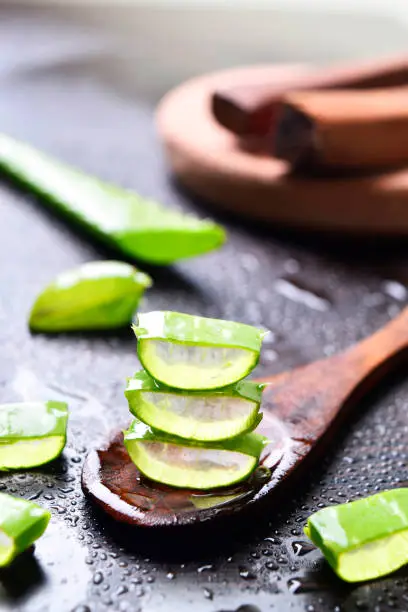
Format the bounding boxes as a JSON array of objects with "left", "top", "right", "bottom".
[
  {"left": 29, "top": 260, "right": 152, "bottom": 332},
  {"left": 0, "top": 133, "right": 226, "bottom": 264}
]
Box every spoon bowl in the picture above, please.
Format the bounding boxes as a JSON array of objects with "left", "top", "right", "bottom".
[{"left": 82, "top": 307, "right": 408, "bottom": 527}]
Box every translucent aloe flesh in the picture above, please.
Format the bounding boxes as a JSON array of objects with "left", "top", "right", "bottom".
[
  {"left": 304, "top": 488, "right": 408, "bottom": 582},
  {"left": 133, "top": 311, "right": 265, "bottom": 390},
  {"left": 0, "top": 401, "right": 68, "bottom": 470},
  {"left": 29, "top": 260, "right": 152, "bottom": 332},
  {"left": 0, "top": 133, "right": 226, "bottom": 264},
  {"left": 125, "top": 370, "right": 264, "bottom": 441},
  {"left": 124, "top": 419, "right": 267, "bottom": 490},
  {"left": 0, "top": 493, "right": 50, "bottom": 567}
]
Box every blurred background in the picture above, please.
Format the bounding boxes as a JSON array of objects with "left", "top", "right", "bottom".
[{"left": 2, "top": 1, "right": 408, "bottom": 105}]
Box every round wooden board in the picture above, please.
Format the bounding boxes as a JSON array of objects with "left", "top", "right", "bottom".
[{"left": 156, "top": 64, "right": 408, "bottom": 234}]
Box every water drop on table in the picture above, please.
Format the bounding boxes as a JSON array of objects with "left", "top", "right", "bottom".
[
  {"left": 382, "top": 280, "right": 407, "bottom": 301},
  {"left": 197, "top": 564, "right": 214, "bottom": 573},
  {"left": 93, "top": 571, "right": 104, "bottom": 585},
  {"left": 274, "top": 278, "right": 331, "bottom": 312},
  {"left": 264, "top": 537, "right": 282, "bottom": 545},
  {"left": 239, "top": 568, "right": 256, "bottom": 580},
  {"left": 291, "top": 541, "right": 316, "bottom": 556},
  {"left": 203, "top": 587, "right": 214, "bottom": 600},
  {"left": 115, "top": 585, "right": 128, "bottom": 596},
  {"left": 265, "top": 562, "right": 279, "bottom": 571}
]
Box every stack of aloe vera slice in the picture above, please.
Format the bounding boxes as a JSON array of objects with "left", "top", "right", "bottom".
[{"left": 124, "top": 311, "right": 268, "bottom": 490}]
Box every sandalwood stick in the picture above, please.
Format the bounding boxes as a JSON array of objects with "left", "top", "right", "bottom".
[
  {"left": 212, "top": 55, "right": 408, "bottom": 137},
  {"left": 274, "top": 86, "right": 408, "bottom": 171}
]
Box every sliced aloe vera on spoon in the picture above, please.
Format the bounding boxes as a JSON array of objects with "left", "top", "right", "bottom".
[
  {"left": 0, "top": 401, "right": 68, "bottom": 470},
  {"left": 125, "top": 370, "right": 264, "bottom": 441},
  {"left": 0, "top": 493, "right": 50, "bottom": 567},
  {"left": 124, "top": 419, "right": 267, "bottom": 490},
  {"left": 133, "top": 311, "right": 266, "bottom": 390},
  {"left": 0, "top": 133, "right": 225, "bottom": 264},
  {"left": 29, "top": 260, "right": 152, "bottom": 332},
  {"left": 304, "top": 488, "right": 408, "bottom": 583}
]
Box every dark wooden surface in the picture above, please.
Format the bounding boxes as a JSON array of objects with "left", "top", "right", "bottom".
[{"left": 2, "top": 6, "right": 408, "bottom": 612}]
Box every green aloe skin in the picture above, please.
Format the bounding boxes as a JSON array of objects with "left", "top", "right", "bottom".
[
  {"left": 0, "top": 401, "right": 68, "bottom": 470},
  {"left": 0, "top": 133, "right": 225, "bottom": 264},
  {"left": 125, "top": 370, "right": 265, "bottom": 441},
  {"left": 124, "top": 419, "right": 267, "bottom": 490},
  {"left": 304, "top": 488, "right": 408, "bottom": 582},
  {"left": 29, "top": 260, "right": 152, "bottom": 333},
  {"left": 133, "top": 311, "right": 267, "bottom": 390},
  {"left": 0, "top": 493, "right": 50, "bottom": 567}
]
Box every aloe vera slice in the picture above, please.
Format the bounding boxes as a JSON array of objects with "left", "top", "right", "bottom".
[
  {"left": 0, "top": 133, "right": 225, "bottom": 264},
  {"left": 125, "top": 370, "right": 264, "bottom": 441},
  {"left": 29, "top": 260, "right": 152, "bottom": 332},
  {"left": 0, "top": 401, "right": 68, "bottom": 470},
  {"left": 133, "top": 311, "right": 265, "bottom": 390},
  {"left": 124, "top": 419, "right": 267, "bottom": 490},
  {"left": 0, "top": 493, "right": 50, "bottom": 567},
  {"left": 304, "top": 488, "right": 408, "bottom": 582}
]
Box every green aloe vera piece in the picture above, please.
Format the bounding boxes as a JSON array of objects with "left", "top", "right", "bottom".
[
  {"left": 304, "top": 488, "right": 408, "bottom": 583},
  {"left": 0, "top": 133, "right": 225, "bottom": 264},
  {"left": 124, "top": 419, "right": 267, "bottom": 490},
  {"left": 29, "top": 260, "right": 152, "bottom": 332},
  {"left": 125, "top": 370, "right": 264, "bottom": 441},
  {"left": 133, "top": 311, "right": 266, "bottom": 390},
  {"left": 0, "top": 493, "right": 50, "bottom": 567},
  {"left": 0, "top": 401, "right": 68, "bottom": 470}
]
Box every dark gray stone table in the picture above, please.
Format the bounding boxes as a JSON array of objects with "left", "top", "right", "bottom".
[{"left": 1, "top": 6, "right": 408, "bottom": 612}]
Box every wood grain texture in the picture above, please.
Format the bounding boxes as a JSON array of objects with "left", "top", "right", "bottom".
[
  {"left": 82, "top": 307, "right": 408, "bottom": 528},
  {"left": 156, "top": 64, "right": 408, "bottom": 235}
]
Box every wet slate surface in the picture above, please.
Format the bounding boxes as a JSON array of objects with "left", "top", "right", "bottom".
[{"left": 1, "top": 7, "right": 408, "bottom": 612}]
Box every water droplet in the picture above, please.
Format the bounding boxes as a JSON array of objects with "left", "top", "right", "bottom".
[
  {"left": 382, "top": 280, "right": 407, "bottom": 301},
  {"left": 264, "top": 536, "right": 282, "bottom": 545},
  {"left": 265, "top": 561, "right": 278, "bottom": 571},
  {"left": 291, "top": 541, "right": 316, "bottom": 556},
  {"left": 274, "top": 278, "right": 330, "bottom": 312},
  {"left": 166, "top": 572, "right": 175, "bottom": 580},
  {"left": 203, "top": 587, "right": 214, "bottom": 600},
  {"left": 197, "top": 564, "right": 214, "bottom": 573},
  {"left": 356, "top": 600, "right": 369, "bottom": 610},
  {"left": 115, "top": 585, "right": 128, "bottom": 596},
  {"left": 93, "top": 571, "right": 104, "bottom": 585},
  {"left": 239, "top": 568, "right": 256, "bottom": 580},
  {"left": 287, "top": 577, "right": 325, "bottom": 594},
  {"left": 71, "top": 606, "right": 91, "bottom": 612},
  {"left": 283, "top": 259, "right": 300, "bottom": 275}
]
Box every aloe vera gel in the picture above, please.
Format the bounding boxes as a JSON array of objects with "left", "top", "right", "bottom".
[
  {"left": 125, "top": 311, "right": 267, "bottom": 489},
  {"left": 124, "top": 420, "right": 267, "bottom": 490},
  {"left": 305, "top": 488, "right": 408, "bottom": 582},
  {"left": 29, "top": 261, "right": 152, "bottom": 333},
  {"left": 126, "top": 370, "right": 264, "bottom": 442},
  {"left": 133, "top": 311, "right": 265, "bottom": 390},
  {"left": 0, "top": 493, "right": 50, "bottom": 567},
  {"left": 0, "top": 401, "right": 68, "bottom": 470}
]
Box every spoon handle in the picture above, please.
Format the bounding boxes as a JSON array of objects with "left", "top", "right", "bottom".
[
  {"left": 345, "top": 305, "right": 408, "bottom": 372},
  {"left": 262, "top": 307, "right": 408, "bottom": 442}
]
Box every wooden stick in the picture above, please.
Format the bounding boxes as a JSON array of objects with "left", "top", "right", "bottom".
[
  {"left": 274, "top": 86, "right": 408, "bottom": 170},
  {"left": 212, "top": 55, "right": 408, "bottom": 137}
]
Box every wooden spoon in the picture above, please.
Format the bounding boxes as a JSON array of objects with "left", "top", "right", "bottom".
[{"left": 82, "top": 307, "right": 408, "bottom": 528}]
